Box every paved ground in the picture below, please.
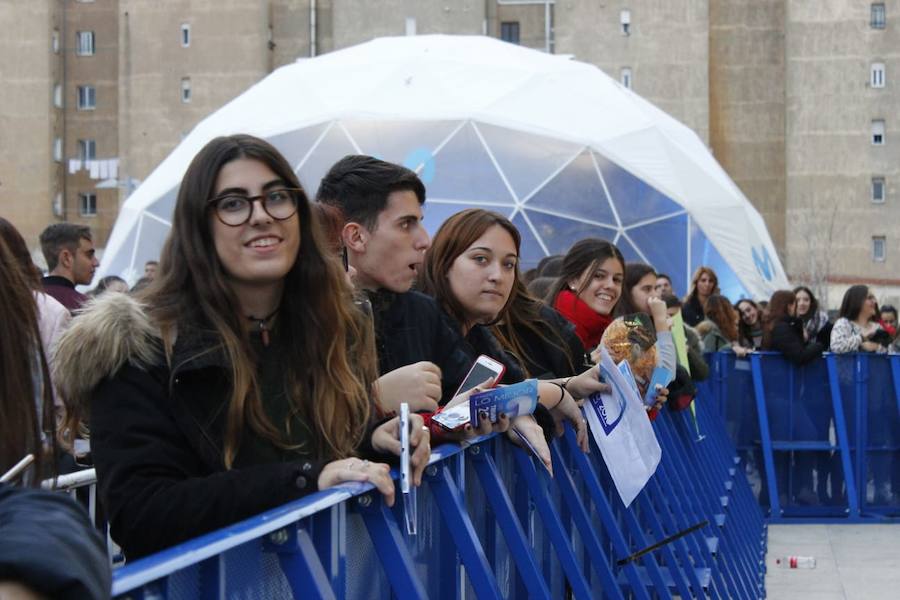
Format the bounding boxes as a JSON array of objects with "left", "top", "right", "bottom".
[{"left": 765, "top": 524, "right": 900, "bottom": 600}]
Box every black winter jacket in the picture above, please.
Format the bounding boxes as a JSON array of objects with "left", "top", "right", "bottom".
[
  {"left": 54, "top": 294, "right": 382, "bottom": 560},
  {"left": 511, "top": 305, "right": 588, "bottom": 379},
  {"left": 768, "top": 316, "right": 824, "bottom": 365},
  {"left": 367, "top": 289, "right": 472, "bottom": 403}
]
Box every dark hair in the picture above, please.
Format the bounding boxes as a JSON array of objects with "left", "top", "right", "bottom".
[
  {"left": 0, "top": 236, "right": 55, "bottom": 483},
  {"left": 419, "top": 209, "right": 520, "bottom": 328},
  {"left": 792, "top": 286, "right": 819, "bottom": 322},
  {"left": 316, "top": 155, "right": 425, "bottom": 231},
  {"left": 310, "top": 201, "right": 346, "bottom": 255},
  {"left": 761, "top": 290, "right": 795, "bottom": 349},
  {"left": 881, "top": 304, "right": 898, "bottom": 319},
  {"left": 527, "top": 276, "right": 556, "bottom": 300},
  {"left": 536, "top": 255, "right": 564, "bottom": 278},
  {"left": 838, "top": 285, "right": 870, "bottom": 322},
  {"left": 494, "top": 278, "right": 577, "bottom": 377},
  {"left": 734, "top": 298, "right": 761, "bottom": 346},
  {"left": 662, "top": 293, "right": 682, "bottom": 309},
  {"left": 126, "top": 135, "right": 376, "bottom": 467},
  {"left": 656, "top": 273, "right": 671, "bottom": 283},
  {"left": 705, "top": 294, "right": 738, "bottom": 342},
  {"left": 93, "top": 275, "right": 127, "bottom": 295},
  {"left": 39, "top": 222, "right": 92, "bottom": 272},
  {"left": 144, "top": 260, "right": 159, "bottom": 267},
  {"left": 614, "top": 262, "right": 657, "bottom": 317},
  {"left": 0, "top": 217, "right": 41, "bottom": 288},
  {"left": 545, "top": 238, "right": 625, "bottom": 309}
]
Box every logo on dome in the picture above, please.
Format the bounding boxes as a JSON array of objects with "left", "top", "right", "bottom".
[{"left": 752, "top": 245, "right": 774, "bottom": 281}]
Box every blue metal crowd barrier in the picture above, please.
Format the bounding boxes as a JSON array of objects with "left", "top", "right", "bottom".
[
  {"left": 705, "top": 351, "right": 900, "bottom": 522},
  {"left": 110, "top": 397, "right": 766, "bottom": 599}
]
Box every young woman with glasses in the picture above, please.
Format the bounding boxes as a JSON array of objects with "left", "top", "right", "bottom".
[{"left": 54, "top": 135, "right": 430, "bottom": 559}]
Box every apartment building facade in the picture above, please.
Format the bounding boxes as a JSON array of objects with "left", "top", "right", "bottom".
[{"left": 1, "top": 1, "right": 896, "bottom": 303}]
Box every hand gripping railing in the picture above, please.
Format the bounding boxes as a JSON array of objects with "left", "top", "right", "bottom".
[{"left": 105, "top": 399, "right": 766, "bottom": 599}]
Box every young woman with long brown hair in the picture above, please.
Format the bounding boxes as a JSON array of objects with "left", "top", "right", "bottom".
[
  {"left": 419, "top": 210, "right": 606, "bottom": 467},
  {"left": 681, "top": 266, "right": 720, "bottom": 327},
  {"left": 696, "top": 294, "right": 750, "bottom": 357},
  {"left": 54, "top": 135, "right": 429, "bottom": 559}
]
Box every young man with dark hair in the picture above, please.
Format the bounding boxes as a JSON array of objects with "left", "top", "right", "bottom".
[
  {"left": 317, "top": 155, "right": 468, "bottom": 411},
  {"left": 143, "top": 260, "right": 159, "bottom": 280},
  {"left": 654, "top": 273, "right": 673, "bottom": 297},
  {"left": 39, "top": 223, "right": 98, "bottom": 312}
]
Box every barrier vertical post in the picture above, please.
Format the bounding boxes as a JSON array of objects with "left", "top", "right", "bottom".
[
  {"left": 825, "top": 354, "right": 860, "bottom": 518},
  {"left": 265, "top": 526, "right": 337, "bottom": 600},
  {"left": 751, "top": 354, "right": 781, "bottom": 517}
]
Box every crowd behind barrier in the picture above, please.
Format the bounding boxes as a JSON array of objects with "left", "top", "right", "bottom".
[
  {"left": 704, "top": 351, "right": 900, "bottom": 521},
  {"left": 103, "top": 394, "right": 765, "bottom": 599}
]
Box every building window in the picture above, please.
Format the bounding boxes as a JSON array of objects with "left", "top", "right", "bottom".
[
  {"left": 77, "top": 85, "right": 96, "bottom": 110},
  {"left": 405, "top": 17, "right": 416, "bottom": 36},
  {"left": 52, "top": 29, "right": 60, "bottom": 53},
  {"left": 621, "top": 10, "right": 631, "bottom": 36},
  {"left": 500, "top": 22, "right": 520, "bottom": 44},
  {"left": 872, "top": 236, "right": 886, "bottom": 261},
  {"left": 871, "top": 176, "right": 886, "bottom": 203},
  {"left": 181, "top": 77, "right": 191, "bottom": 103},
  {"left": 53, "top": 137, "right": 62, "bottom": 162},
  {"left": 78, "top": 139, "right": 96, "bottom": 161},
  {"left": 53, "top": 83, "right": 63, "bottom": 108},
  {"left": 872, "top": 119, "right": 885, "bottom": 145},
  {"left": 871, "top": 62, "right": 885, "bottom": 87},
  {"left": 79, "top": 193, "right": 97, "bottom": 217},
  {"left": 621, "top": 67, "right": 632, "bottom": 89},
  {"left": 181, "top": 23, "right": 190, "bottom": 47},
  {"left": 52, "top": 192, "right": 63, "bottom": 218},
  {"left": 76, "top": 31, "right": 95, "bottom": 56},
  {"left": 871, "top": 3, "right": 886, "bottom": 29}
]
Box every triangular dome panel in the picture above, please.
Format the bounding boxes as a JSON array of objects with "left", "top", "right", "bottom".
[
  {"left": 526, "top": 151, "right": 617, "bottom": 226},
  {"left": 595, "top": 152, "right": 682, "bottom": 227},
  {"left": 427, "top": 122, "right": 515, "bottom": 204},
  {"left": 524, "top": 210, "right": 618, "bottom": 256}
]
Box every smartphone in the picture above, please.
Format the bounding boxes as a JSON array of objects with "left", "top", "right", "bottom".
[
  {"left": 453, "top": 355, "right": 505, "bottom": 399},
  {"left": 399, "top": 403, "right": 417, "bottom": 535}
]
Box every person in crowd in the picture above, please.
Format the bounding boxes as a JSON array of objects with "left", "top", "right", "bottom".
[
  {"left": 654, "top": 272, "right": 673, "bottom": 297},
  {"left": 53, "top": 135, "right": 430, "bottom": 559},
  {"left": 614, "top": 262, "right": 676, "bottom": 372},
  {"left": 143, "top": 260, "right": 159, "bottom": 280},
  {"left": 830, "top": 285, "right": 894, "bottom": 503},
  {"left": 735, "top": 299, "right": 764, "bottom": 350},
  {"left": 317, "top": 155, "right": 471, "bottom": 413},
  {"left": 419, "top": 209, "right": 609, "bottom": 463},
  {"left": 695, "top": 294, "right": 751, "bottom": 356},
  {"left": 90, "top": 275, "right": 129, "bottom": 296},
  {"left": 545, "top": 238, "right": 625, "bottom": 353},
  {"left": 830, "top": 285, "right": 887, "bottom": 353},
  {"left": 762, "top": 290, "right": 824, "bottom": 365},
  {"left": 878, "top": 304, "right": 897, "bottom": 340},
  {"left": 681, "top": 266, "right": 719, "bottom": 327},
  {"left": 793, "top": 285, "right": 832, "bottom": 347},
  {"left": 760, "top": 290, "right": 825, "bottom": 506},
  {"left": 662, "top": 294, "right": 709, "bottom": 381},
  {"left": 0, "top": 237, "right": 111, "bottom": 600},
  {"left": 38, "top": 223, "right": 99, "bottom": 312},
  {"left": 0, "top": 218, "right": 70, "bottom": 390}
]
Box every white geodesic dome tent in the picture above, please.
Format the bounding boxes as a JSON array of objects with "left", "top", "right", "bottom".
[{"left": 101, "top": 35, "right": 788, "bottom": 299}]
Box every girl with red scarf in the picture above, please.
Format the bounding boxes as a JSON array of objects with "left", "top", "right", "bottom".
[{"left": 545, "top": 238, "right": 625, "bottom": 352}]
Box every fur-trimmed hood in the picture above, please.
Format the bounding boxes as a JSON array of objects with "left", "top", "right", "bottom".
[
  {"left": 53, "top": 292, "right": 161, "bottom": 411},
  {"left": 693, "top": 319, "right": 720, "bottom": 338}
]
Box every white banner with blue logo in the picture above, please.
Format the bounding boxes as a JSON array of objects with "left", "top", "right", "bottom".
[{"left": 584, "top": 346, "right": 661, "bottom": 507}]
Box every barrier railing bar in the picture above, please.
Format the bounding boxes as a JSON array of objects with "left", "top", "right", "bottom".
[
  {"left": 549, "top": 442, "right": 625, "bottom": 600},
  {"left": 751, "top": 354, "right": 781, "bottom": 517},
  {"left": 427, "top": 460, "right": 504, "bottom": 599},
  {"left": 511, "top": 445, "right": 594, "bottom": 600},
  {"left": 468, "top": 446, "right": 552, "bottom": 599},
  {"left": 265, "top": 525, "right": 337, "bottom": 600},
  {"left": 560, "top": 428, "right": 654, "bottom": 600},
  {"left": 825, "top": 354, "right": 860, "bottom": 518},
  {"left": 356, "top": 494, "right": 428, "bottom": 599},
  {"left": 892, "top": 355, "right": 900, "bottom": 417}
]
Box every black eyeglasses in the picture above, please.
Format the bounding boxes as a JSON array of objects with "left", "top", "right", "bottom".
[{"left": 208, "top": 188, "right": 301, "bottom": 227}]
